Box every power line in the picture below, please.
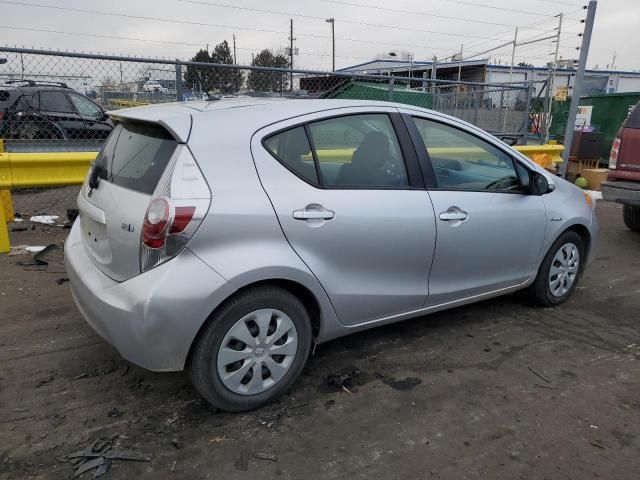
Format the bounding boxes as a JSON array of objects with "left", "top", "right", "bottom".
[
  {"left": 0, "top": 25, "right": 374, "bottom": 61},
  {"left": 175, "top": 0, "right": 520, "bottom": 41},
  {"left": 318, "top": 0, "right": 557, "bottom": 30}
]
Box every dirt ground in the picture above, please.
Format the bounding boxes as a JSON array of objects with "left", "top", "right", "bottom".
[{"left": 1, "top": 201, "right": 639, "bottom": 480}]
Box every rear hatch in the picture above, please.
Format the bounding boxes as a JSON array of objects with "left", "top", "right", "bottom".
[
  {"left": 609, "top": 102, "right": 640, "bottom": 181},
  {"left": 77, "top": 111, "right": 210, "bottom": 282}
]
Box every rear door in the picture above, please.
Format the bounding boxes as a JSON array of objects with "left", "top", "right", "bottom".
[
  {"left": 252, "top": 108, "right": 436, "bottom": 326},
  {"left": 403, "top": 112, "right": 547, "bottom": 305},
  {"left": 77, "top": 121, "right": 178, "bottom": 281},
  {"left": 67, "top": 92, "right": 112, "bottom": 141},
  {"left": 37, "top": 90, "right": 85, "bottom": 138}
]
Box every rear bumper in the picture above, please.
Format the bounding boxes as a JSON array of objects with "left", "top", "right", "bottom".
[
  {"left": 65, "top": 220, "right": 235, "bottom": 371},
  {"left": 601, "top": 180, "right": 640, "bottom": 207}
]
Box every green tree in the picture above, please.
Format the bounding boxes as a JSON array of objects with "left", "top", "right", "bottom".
[
  {"left": 247, "top": 49, "right": 290, "bottom": 93},
  {"left": 184, "top": 48, "right": 213, "bottom": 93},
  {"left": 210, "top": 40, "right": 243, "bottom": 93}
]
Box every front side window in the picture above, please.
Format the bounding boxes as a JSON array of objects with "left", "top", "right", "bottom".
[
  {"left": 69, "top": 93, "right": 103, "bottom": 120},
  {"left": 264, "top": 114, "right": 409, "bottom": 189},
  {"left": 39, "top": 91, "right": 74, "bottom": 113},
  {"left": 413, "top": 117, "right": 523, "bottom": 192}
]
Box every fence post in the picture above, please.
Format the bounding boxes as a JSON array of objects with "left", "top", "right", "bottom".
[
  {"left": 388, "top": 77, "right": 395, "bottom": 102},
  {"left": 175, "top": 60, "right": 183, "bottom": 102},
  {"left": 522, "top": 81, "right": 534, "bottom": 145},
  {"left": 0, "top": 139, "right": 10, "bottom": 254}
]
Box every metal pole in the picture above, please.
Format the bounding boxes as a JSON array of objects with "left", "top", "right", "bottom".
[
  {"left": 326, "top": 18, "right": 335, "bottom": 72},
  {"left": 457, "top": 43, "right": 463, "bottom": 82},
  {"left": 560, "top": 0, "right": 597, "bottom": 176},
  {"left": 509, "top": 27, "right": 518, "bottom": 83},
  {"left": 545, "top": 13, "right": 563, "bottom": 143},
  {"left": 233, "top": 34, "right": 237, "bottom": 65},
  {"left": 175, "top": 60, "right": 183, "bottom": 101},
  {"left": 522, "top": 81, "right": 534, "bottom": 145},
  {"left": 388, "top": 77, "right": 394, "bottom": 102},
  {"left": 289, "top": 19, "right": 294, "bottom": 91}
]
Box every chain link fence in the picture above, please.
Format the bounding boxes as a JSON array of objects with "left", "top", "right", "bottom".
[{"left": 1, "top": 46, "right": 534, "bottom": 244}]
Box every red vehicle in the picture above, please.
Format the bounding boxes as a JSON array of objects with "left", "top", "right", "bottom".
[{"left": 602, "top": 101, "right": 640, "bottom": 231}]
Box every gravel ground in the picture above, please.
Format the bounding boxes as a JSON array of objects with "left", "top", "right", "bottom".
[{"left": 1, "top": 201, "right": 639, "bottom": 480}]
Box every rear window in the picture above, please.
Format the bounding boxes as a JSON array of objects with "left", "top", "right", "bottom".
[
  {"left": 94, "top": 122, "right": 176, "bottom": 194},
  {"left": 623, "top": 102, "right": 640, "bottom": 129}
]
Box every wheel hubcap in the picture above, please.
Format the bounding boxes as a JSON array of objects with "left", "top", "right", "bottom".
[
  {"left": 548, "top": 242, "right": 580, "bottom": 297},
  {"left": 216, "top": 309, "right": 298, "bottom": 396}
]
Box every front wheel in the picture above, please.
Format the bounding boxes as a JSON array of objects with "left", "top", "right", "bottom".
[
  {"left": 188, "top": 286, "right": 312, "bottom": 412},
  {"left": 623, "top": 205, "right": 640, "bottom": 232},
  {"left": 528, "top": 230, "right": 585, "bottom": 307}
]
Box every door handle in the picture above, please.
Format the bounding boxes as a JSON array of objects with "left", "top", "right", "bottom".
[
  {"left": 439, "top": 207, "right": 468, "bottom": 222},
  {"left": 293, "top": 206, "right": 335, "bottom": 220}
]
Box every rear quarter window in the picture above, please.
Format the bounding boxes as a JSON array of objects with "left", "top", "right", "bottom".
[
  {"left": 95, "top": 122, "right": 177, "bottom": 195},
  {"left": 623, "top": 102, "right": 640, "bottom": 129}
]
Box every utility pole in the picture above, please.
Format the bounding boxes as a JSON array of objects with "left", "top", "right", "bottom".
[
  {"left": 326, "top": 18, "right": 335, "bottom": 71},
  {"left": 233, "top": 34, "right": 237, "bottom": 65},
  {"left": 561, "top": 0, "right": 597, "bottom": 175},
  {"left": 289, "top": 18, "right": 295, "bottom": 91},
  {"left": 508, "top": 27, "right": 518, "bottom": 83},
  {"left": 457, "top": 43, "right": 463, "bottom": 82},
  {"left": 611, "top": 51, "right": 616, "bottom": 70},
  {"left": 544, "top": 13, "right": 563, "bottom": 143}
]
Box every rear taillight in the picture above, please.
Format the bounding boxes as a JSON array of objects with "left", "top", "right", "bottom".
[
  {"left": 142, "top": 197, "right": 171, "bottom": 249},
  {"left": 140, "top": 146, "right": 210, "bottom": 273},
  {"left": 609, "top": 137, "right": 621, "bottom": 169},
  {"left": 142, "top": 197, "right": 196, "bottom": 250}
]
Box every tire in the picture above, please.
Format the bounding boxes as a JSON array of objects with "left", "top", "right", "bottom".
[
  {"left": 188, "top": 285, "right": 312, "bottom": 412},
  {"left": 623, "top": 205, "right": 640, "bottom": 232},
  {"left": 528, "top": 230, "right": 585, "bottom": 307}
]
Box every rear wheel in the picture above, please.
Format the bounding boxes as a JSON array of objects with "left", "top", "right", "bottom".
[
  {"left": 188, "top": 285, "right": 312, "bottom": 412},
  {"left": 623, "top": 205, "right": 640, "bottom": 232},
  {"left": 529, "top": 230, "right": 585, "bottom": 306}
]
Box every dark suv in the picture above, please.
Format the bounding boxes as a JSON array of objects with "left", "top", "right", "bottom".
[
  {"left": 0, "top": 80, "right": 113, "bottom": 142},
  {"left": 602, "top": 101, "right": 640, "bottom": 231}
]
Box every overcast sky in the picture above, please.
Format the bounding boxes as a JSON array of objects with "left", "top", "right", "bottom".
[{"left": 1, "top": 0, "right": 638, "bottom": 71}]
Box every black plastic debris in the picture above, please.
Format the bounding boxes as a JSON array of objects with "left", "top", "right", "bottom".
[
  {"left": 56, "top": 277, "right": 69, "bottom": 285},
  {"left": 67, "top": 437, "right": 150, "bottom": 478},
  {"left": 67, "top": 208, "right": 80, "bottom": 223}
]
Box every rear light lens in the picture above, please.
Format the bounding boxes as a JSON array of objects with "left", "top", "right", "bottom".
[
  {"left": 142, "top": 197, "right": 171, "bottom": 249},
  {"left": 139, "top": 146, "right": 210, "bottom": 273},
  {"left": 142, "top": 198, "right": 197, "bottom": 250},
  {"left": 609, "top": 137, "right": 620, "bottom": 169}
]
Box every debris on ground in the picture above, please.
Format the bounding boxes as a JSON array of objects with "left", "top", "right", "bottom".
[
  {"left": 66, "top": 437, "right": 150, "bottom": 478},
  {"left": 67, "top": 208, "right": 80, "bottom": 223},
  {"left": 17, "top": 244, "right": 66, "bottom": 272},
  {"left": 56, "top": 277, "right": 69, "bottom": 285},
  {"left": 382, "top": 376, "right": 422, "bottom": 391},
  {"left": 253, "top": 452, "right": 279, "bottom": 462},
  {"left": 325, "top": 369, "right": 363, "bottom": 393},
  {"left": 29, "top": 215, "right": 59, "bottom": 225},
  {"left": 528, "top": 366, "right": 552, "bottom": 384},
  {"left": 171, "top": 438, "right": 182, "bottom": 450}
]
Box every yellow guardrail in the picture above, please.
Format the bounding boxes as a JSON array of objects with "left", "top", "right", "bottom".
[
  {"left": 109, "top": 99, "right": 149, "bottom": 108},
  {"left": 0, "top": 142, "right": 564, "bottom": 254}
]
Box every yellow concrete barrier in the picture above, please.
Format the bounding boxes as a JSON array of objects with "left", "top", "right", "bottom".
[
  {"left": 0, "top": 151, "right": 97, "bottom": 189},
  {"left": 0, "top": 146, "right": 96, "bottom": 253}
]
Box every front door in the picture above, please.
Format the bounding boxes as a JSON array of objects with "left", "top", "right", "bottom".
[
  {"left": 252, "top": 109, "right": 436, "bottom": 325},
  {"left": 406, "top": 114, "right": 547, "bottom": 305}
]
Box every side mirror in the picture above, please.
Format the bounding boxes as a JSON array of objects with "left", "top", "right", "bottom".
[{"left": 528, "top": 171, "right": 551, "bottom": 196}]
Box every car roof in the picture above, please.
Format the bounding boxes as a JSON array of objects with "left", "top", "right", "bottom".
[{"left": 109, "top": 98, "right": 416, "bottom": 142}]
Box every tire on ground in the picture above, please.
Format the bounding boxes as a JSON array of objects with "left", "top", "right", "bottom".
[
  {"left": 623, "top": 205, "right": 640, "bottom": 232},
  {"left": 528, "top": 229, "right": 586, "bottom": 307},
  {"left": 188, "top": 285, "right": 312, "bottom": 412}
]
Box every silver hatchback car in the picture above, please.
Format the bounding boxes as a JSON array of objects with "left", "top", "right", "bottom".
[{"left": 65, "top": 98, "right": 598, "bottom": 411}]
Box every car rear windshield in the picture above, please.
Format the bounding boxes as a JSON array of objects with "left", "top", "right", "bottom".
[
  {"left": 624, "top": 102, "right": 640, "bottom": 129},
  {"left": 94, "top": 121, "right": 176, "bottom": 195}
]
